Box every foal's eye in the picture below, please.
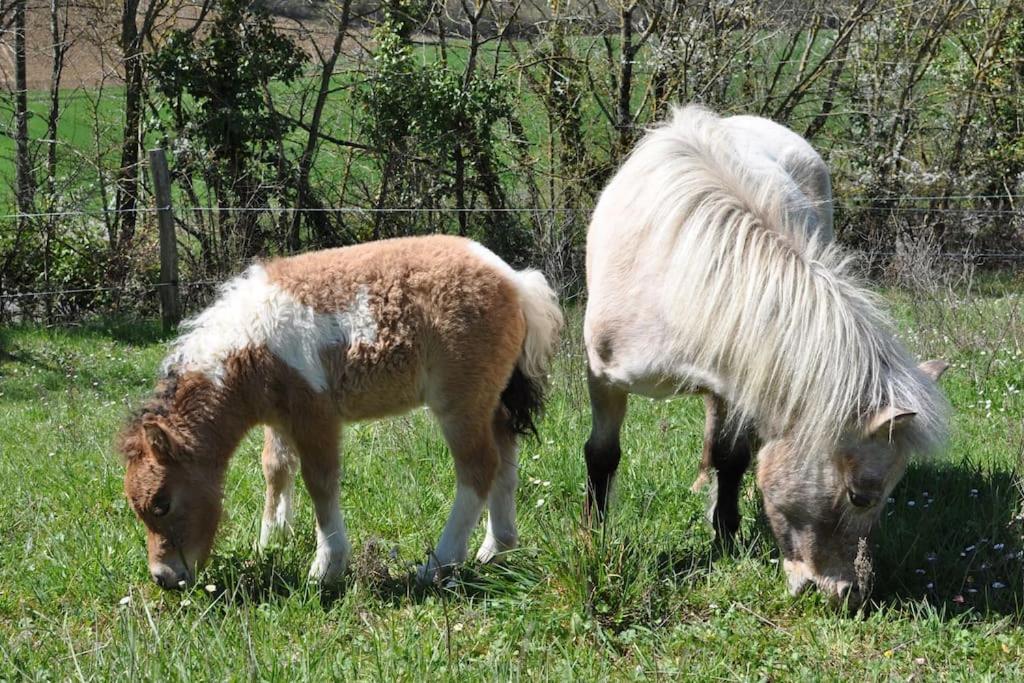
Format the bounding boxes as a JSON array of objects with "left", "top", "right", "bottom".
[{"left": 152, "top": 501, "right": 170, "bottom": 517}]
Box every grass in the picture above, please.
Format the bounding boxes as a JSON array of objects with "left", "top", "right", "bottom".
[{"left": 1, "top": 282, "right": 1024, "bottom": 680}]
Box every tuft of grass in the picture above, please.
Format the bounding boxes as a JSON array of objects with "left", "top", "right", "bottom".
[{"left": 2, "top": 281, "right": 1024, "bottom": 679}]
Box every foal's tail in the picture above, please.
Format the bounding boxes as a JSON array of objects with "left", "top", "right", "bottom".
[{"left": 501, "top": 269, "right": 564, "bottom": 436}]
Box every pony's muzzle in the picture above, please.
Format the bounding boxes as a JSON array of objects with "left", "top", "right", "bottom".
[{"left": 150, "top": 561, "right": 193, "bottom": 590}]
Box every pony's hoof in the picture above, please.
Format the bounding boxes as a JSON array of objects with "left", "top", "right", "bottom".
[
  {"left": 416, "top": 559, "right": 456, "bottom": 586},
  {"left": 308, "top": 547, "right": 350, "bottom": 584},
  {"left": 475, "top": 535, "right": 517, "bottom": 564},
  {"left": 256, "top": 522, "right": 293, "bottom": 553}
]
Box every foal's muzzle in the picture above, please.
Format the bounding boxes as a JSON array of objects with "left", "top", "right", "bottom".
[{"left": 150, "top": 561, "right": 193, "bottom": 590}]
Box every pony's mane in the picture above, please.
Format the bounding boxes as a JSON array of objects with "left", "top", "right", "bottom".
[{"left": 626, "top": 105, "right": 948, "bottom": 456}]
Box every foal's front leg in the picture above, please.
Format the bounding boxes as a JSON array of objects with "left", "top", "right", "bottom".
[
  {"left": 293, "top": 424, "right": 351, "bottom": 583},
  {"left": 258, "top": 426, "right": 299, "bottom": 550}
]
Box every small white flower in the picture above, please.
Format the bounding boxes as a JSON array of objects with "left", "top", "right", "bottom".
[
  {"left": 992, "top": 582, "right": 1007, "bottom": 589},
  {"left": 118, "top": 596, "right": 131, "bottom": 606},
  {"left": 204, "top": 584, "right": 217, "bottom": 593},
  {"left": 535, "top": 498, "right": 545, "bottom": 508}
]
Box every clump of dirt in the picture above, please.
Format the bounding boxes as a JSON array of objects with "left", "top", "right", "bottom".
[{"left": 350, "top": 538, "right": 397, "bottom": 591}]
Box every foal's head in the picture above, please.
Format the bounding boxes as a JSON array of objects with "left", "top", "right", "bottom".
[
  {"left": 757, "top": 359, "right": 949, "bottom": 607},
  {"left": 119, "top": 380, "right": 228, "bottom": 589}
]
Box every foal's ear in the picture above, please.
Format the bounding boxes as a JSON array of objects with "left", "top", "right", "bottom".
[
  {"left": 918, "top": 359, "right": 949, "bottom": 382},
  {"left": 865, "top": 406, "right": 917, "bottom": 440},
  {"left": 142, "top": 417, "right": 181, "bottom": 461}
]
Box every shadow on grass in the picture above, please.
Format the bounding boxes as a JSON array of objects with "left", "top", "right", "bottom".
[
  {"left": 868, "top": 459, "right": 1023, "bottom": 619},
  {"left": 200, "top": 539, "right": 542, "bottom": 612},
  {"left": 0, "top": 318, "right": 168, "bottom": 402}
]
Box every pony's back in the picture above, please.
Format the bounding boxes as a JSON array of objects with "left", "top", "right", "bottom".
[{"left": 586, "top": 105, "right": 947, "bottom": 456}]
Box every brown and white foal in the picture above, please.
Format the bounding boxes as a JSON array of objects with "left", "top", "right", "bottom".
[{"left": 119, "top": 235, "right": 562, "bottom": 588}]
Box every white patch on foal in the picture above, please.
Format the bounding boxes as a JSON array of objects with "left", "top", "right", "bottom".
[{"left": 162, "top": 265, "right": 378, "bottom": 390}]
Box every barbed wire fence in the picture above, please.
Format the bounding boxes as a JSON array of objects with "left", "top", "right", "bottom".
[{"left": 3, "top": 0, "right": 1024, "bottom": 326}]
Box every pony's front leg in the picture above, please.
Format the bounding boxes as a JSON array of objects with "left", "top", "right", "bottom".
[
  {"left": 419, "top": 415, "right": 498, "bottom": 583},
  {"left": 476, "top": 410, "right": 519, "bottom": 563},
  {"left": 294, "top": 424, "right": 351, "bottom": 584},
  {"left": 258, "top": 426, "right": 299, "bottom": 550},
  {"left": 700, "top": 395, "right": 756, "bottom": 545}
]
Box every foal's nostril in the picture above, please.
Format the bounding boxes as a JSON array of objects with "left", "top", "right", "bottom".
[
  {"left": 152, "top": 572, "right": 168, "bottom": 588},
  {"left": 847, "top": 489, "right": 875, "bottom": 508}
]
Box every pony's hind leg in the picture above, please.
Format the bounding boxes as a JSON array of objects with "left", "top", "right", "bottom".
[
  {"left": 584, "top": 367, "right": 628, "bottom": 522},
  {"left": 290, "top": 420, "right": 351, "bottom": 584},
  {"left": 476, "top": 408, "right": 519, "bottom": 564},
  {"left": 258, "top": 426, "right": 299, "bottom": 550},
  {"left": 701, "top": 394, "right": 756, "bottom": 545},
  {"left": 420, "top": 409, "right": 500, "bottom": 582}
]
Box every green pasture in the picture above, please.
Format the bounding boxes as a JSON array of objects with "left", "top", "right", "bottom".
[{"left": 2, "top": 282, "right": 1023, "bottom": 680}]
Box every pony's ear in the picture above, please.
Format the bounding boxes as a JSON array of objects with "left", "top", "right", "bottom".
[
  {"left": 918, "top": 359, "right": 949, "bottom": 382},
  {"left": 142, "top": 417, "right": 180, "bottom": 461},
  {"left": 865, "top": 406, "right": 917, "bottom": 440}
]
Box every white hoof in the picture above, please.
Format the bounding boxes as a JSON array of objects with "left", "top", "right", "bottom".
[
  {"left": 475, "top": 533, "right": 517, "bottom": 564},
  {"left": 308, "top": 544, "right": 350, "bottom": 584},
  {"left": 257, "top": 519, "right": 293, "bottom": 552}
]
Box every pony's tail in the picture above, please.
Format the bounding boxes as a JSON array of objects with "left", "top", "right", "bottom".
[{"left": 501, "top": 269, "right": 564, "bottom": 437}]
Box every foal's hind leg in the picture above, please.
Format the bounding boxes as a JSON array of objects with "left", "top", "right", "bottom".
[
  {"left": 700, "top": 394, "right": 756, "bottom": 545},
  {"left": 419, "top": 409, "right": 499, "bottom": 582},
  {"left": 258, "top": 426, "right": 299, "bottom": 550},
  {"left": 584, "top": 368, "right": 628, "bottom": 522},
  {"left": 476, "top": 408, "right": 519, "bottom": 564}
]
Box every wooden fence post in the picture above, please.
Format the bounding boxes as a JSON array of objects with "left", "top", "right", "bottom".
[{"left": 149, "top": 148, "right": 180, "bottom": 332}]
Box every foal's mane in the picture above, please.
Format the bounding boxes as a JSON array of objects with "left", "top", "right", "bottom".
[
  {"left": 116, "top": 374, "right": 179, "bottom": 463},
  {"left": 628, "top": 105, "right": 948, "bottom": 456}
]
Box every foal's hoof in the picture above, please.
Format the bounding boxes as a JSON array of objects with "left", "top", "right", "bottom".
[
  {"left": 415, "top": 559, "right": 457, "bottom": 586},
  {"left": 475, "top": 535, "right": 517, "bottom": 564},
  {"left": 308, "top": 547, "right": 350, "bottom": 585}
]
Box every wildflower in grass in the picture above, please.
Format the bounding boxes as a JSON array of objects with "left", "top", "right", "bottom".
[
  {"left": 992, "top": 582, "right": 1007, "bottom": 589},
  {"left": 118, "top": 596, "right": 131, "bottom": 606},
  {"left": 535, "top": 498, "right": 545, "bottom": 508}
]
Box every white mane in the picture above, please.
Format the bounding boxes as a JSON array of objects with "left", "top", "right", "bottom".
[{"left": 622, "top": 105, "right": 948, "bottom": 455}]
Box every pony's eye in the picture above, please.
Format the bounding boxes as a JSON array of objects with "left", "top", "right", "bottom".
[{"left": 152, "top": 501, "right": 170, "bottom": 517}]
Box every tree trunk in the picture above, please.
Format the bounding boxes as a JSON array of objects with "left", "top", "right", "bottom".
[
  {"left": 14, "top": 0, "right": 35, "bottom": 227},
  {"left": 290, "top": 0, "right": 352, "bottom": 251},
  {"left": 112, "top": 0, "right": 144, "bottom": 282}
]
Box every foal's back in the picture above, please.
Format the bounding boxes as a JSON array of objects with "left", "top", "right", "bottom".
[{"left": 262, "top": 235, "right": 526, "bottom": 421}]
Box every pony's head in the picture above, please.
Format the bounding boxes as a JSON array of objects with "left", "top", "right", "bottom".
[
  {"left": 118, "top": 379, "right": 228, "bottom": 589},
  {"left": 757, "top": 359, "right": 949, "bottom": 607}
]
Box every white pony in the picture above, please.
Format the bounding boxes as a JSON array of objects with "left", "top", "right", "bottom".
[{"left": 583, "top": 105, "right": 949, "bottom": 606}]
